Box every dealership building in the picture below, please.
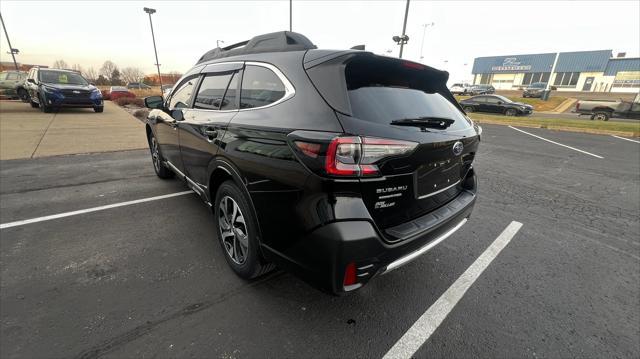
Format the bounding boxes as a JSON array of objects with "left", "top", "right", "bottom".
[{"left": 471, "top": 50, "right": 640, "bottom": 93}]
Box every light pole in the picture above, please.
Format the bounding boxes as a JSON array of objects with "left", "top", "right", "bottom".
[
  {"left": 419, "top": 22, "right": 434, "bottom": 62},
  {"left": 289, "top": 0, "right": 292, "bottom": 31},
  {"left": 395, "top": 0, "right": 411, "bottom": 58},
  {"left": 143, "top": 7, "right": 162, "bottom": 88},
  {"left": 0, "top": 12, "right": 19, "bottom": 71}
]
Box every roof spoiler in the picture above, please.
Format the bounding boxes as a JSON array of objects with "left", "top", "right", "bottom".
[{"left": 197, "top": 31, "right": 317, "bottom": 64}]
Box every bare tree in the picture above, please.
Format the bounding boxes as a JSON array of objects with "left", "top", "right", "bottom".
[
  {"left": 121, "top": 67, "right": 145, "bottom": 84},
  {"left": 52, "top": 59, "right": 69, "bottom": 69},
  {"left": 99, "top": 61, "right": 118, "bottom": 82},
  {"left": 83, "top": 67, "right": 98, "bottom": 82},
  {"left": 71, "top": 63, "right": 83, "bottom": 74},
  {"left": 167, "top": 71, "right": 183, "bottom": 84}
]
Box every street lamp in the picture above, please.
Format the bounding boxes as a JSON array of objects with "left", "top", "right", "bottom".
[
  {"left": 143, "top": 7, "right": 162, "bottom": 88},
  {"left": 392, "top": 0, "right": 411, "bottom": 58},
  {"left": 0, "top": 12, "right": 19, "bottom": 71},
  {"left": 419, "top": 22, "right": 435, "bottom": 62}
]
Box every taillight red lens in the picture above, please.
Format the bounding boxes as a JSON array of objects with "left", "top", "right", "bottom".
[
  {"left": 325, "top": 136, "right": 417, "bottom": 177},
  {"left": 325, "top": 136, "right": 361, "bottom": 176}
]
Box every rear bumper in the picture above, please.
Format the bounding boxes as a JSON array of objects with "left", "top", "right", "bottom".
[{"left": 263, "top": 186, "right": 476, "bottom": 294}]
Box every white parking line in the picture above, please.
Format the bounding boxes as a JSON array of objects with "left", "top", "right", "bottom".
[
  {"left": 612, "top": 135, "right": 640, "bottom": 144},
  {"left": 508, "top": 126, "right": 604, "bottom": 159},
  {"left": 383, "top": 221, "right": 523, "bottom": 359},
  {"left": 0, "top": 191, "right": 193, "bottom": 230}
]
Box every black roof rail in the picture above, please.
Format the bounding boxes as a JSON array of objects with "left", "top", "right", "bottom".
[{"left": 197, "top": 31, "right": 317, "bottom": 64}]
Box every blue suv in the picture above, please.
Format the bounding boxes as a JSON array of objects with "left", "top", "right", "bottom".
[{"left": 25, "top": 68, "right": 103, "bottom": 113}]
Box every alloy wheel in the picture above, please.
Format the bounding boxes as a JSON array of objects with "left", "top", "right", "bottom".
[
  {"left": 150, "top": 137, "right": 161, "bottom": 172},
  {"left": 218, "top": 196, "right": 249, "bottom": 265}
]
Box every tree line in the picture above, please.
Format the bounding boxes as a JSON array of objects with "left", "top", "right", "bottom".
[{"left": 51, "top": 59, "right": 182, "bottom": 86}]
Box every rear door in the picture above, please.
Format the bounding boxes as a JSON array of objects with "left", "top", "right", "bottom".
[
  {"left": 179, "top": 65, "right": 241, "bottom": 189},
  {"left": 305, "top": 53, "right": 480, "bottom": 233}
]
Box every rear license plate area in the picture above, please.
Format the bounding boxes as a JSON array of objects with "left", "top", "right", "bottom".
[{"left": 415, "top": 158, "right": 462, "bottom": 199}]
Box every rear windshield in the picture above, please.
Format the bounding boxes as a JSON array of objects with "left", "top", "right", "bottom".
[
  {"left": 529, "top": 83, "right": 546, "bottom": 88},
  {"left": 349, "top": 87, "right": 471, "bottom": 131}
]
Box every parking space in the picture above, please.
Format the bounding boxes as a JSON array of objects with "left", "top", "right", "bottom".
[
  {"left": 0, "top": 101, "right": 147, "bottom": 160},
  {"left": 0, "top": 123, "right": 638, "bottom": 358}
]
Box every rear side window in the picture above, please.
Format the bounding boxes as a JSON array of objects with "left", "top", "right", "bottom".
[
  {"left": 240, "top": 66, "right": 286, "bottom": 109},
  {"left": 169, "top": 77, "right": 197, "bottom": 109},
  {"left": 194, "top": 73, "right": 233, "bottom": 110}
]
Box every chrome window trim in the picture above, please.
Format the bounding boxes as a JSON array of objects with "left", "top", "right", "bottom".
[{"left": 240, "top": 61, "right": 295, "bottom": 111}]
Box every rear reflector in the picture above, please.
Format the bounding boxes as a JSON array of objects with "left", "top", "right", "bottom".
[{"left": 343, "top": 262, "right": 357, "bottom": 287}]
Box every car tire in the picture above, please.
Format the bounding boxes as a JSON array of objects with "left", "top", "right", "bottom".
[
  {"left": 148, "top": 133, "right": 174, "bottom": 179},
  {"left": 39, "top": 95, "right": 52, "bottom": 113},
  {"left": 505, "top": 108, "right": 518, "bottom": 117},
  {"left": 463, "top": 106, "right": 474, "bottom": 113},
  {"left": 17, "top": 88, "right": 29, "bottom": 103},
  {"left": 592, "top": 112, "right": 610, "bottom": 121},
  {"left": 214, "top": 180, "right": 275, "bottom": 279},
  {"left": 94, "top": 106, "right": 104, "bottom": 113}
]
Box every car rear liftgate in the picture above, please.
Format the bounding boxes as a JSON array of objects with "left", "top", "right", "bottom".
[{"left": 305, "top": 52, "right": 480, "bottom": 241}]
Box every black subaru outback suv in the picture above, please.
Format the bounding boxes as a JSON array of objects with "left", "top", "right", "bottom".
[{"left": 144, "top": 32, "right": 480, "bottom": 294}]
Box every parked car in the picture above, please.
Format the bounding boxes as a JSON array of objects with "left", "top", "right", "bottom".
[
  {"left": 109, "top": 86, "right": 136, "bottom": 101},
  {"left": 143, "top": 31, "right": 480, "bottom": 294},
  {"left": 522, "top": 82, "right": 547, "bottom": 98},
  {"left": 459, "top": 94, "right": 533, "bottom": 116},
  {"left": 470, "top": 84, "right": 495, "bottom": 95},
  {"left": 449, "top": 83, "right": 473, "bottom": 95},
  {"left": 574, "top": 93, "right": 640, "bottom": 121},
  {"left": 24, "top": 67, "right": 103, "bottom": 113},
  {"left": 127, "top": 82, "right": 152, "bottom": 90},
  {"left": 0, "top": 70, "right": 27, "bottom": 100}
]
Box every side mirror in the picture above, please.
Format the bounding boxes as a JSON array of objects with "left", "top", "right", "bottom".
[
  {"left": 144, "top": 95, "right": 164, "bottom": 109},
  {"left": 497, "top": 101, "right": 503, "bottom": 105},
  {"left": 171, "top": 109, "right": 184, "bottom": 121},
  {"left": 27, "top": 78, "right": 36, "bottom": 84}
]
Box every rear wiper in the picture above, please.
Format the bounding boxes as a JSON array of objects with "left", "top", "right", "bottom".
[{"left": 390, "top": 117, "right": 455, "bottom": 129}]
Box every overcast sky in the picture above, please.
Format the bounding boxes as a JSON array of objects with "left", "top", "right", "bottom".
[{"left": 1, "top": 0, "right": 638, "bottom": 83}]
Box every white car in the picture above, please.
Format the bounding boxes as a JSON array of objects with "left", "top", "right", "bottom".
[{"left": 450, "top": 83, "right": 473, "bottom": 95}]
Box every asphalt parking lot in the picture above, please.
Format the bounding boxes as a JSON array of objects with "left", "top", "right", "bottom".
[{"left": 1, "top": 121, "right": 639, "bottom": 358}]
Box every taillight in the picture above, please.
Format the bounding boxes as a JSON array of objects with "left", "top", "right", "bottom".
[
  {"left": 325, "top": 136, "right": 417, "bottom": 177},
  {"left": 576, "top": 102, "right": 580, "bottom": 111}
]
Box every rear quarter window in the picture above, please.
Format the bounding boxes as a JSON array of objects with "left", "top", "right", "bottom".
[{"left": 240, "top": 66, "right": 286, "bottom": 109}]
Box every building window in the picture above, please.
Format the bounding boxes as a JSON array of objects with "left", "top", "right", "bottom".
[
  {"left": 522, "top": 72, "right": 551, "bottom": 86},
  {"left": 479, "top": 73, "right": 491, "bottom": 85},
  {"left": 553, "top": 72, "right": 580, "bottom": 87},
  {"left": 613, "top": 71, "right": 640, "bottom": 88}
]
